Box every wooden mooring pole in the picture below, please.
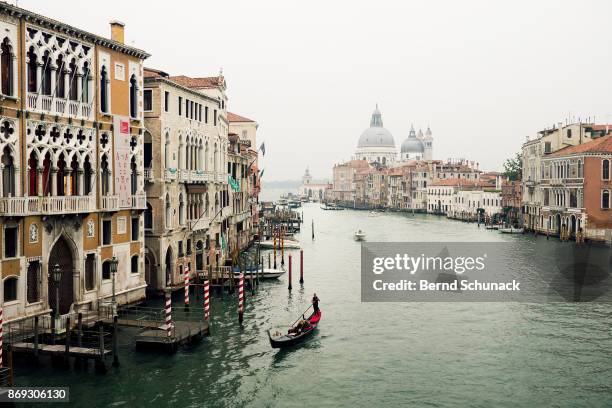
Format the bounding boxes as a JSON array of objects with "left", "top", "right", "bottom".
[
  {"left": 300, "top": 249, "right": 304, "bottom": 284},
  {"left": 288, "top": 254, "right": 292, "bottom": 291},
  {"left": 112, "top": 315, "right": 119, "bottom": 367},
  {"left": 238, "top": 273, "right": 244, "bottom": 325}
]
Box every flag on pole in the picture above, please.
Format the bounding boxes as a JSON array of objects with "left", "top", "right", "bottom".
[
  {"left": 259, "top": 168, "right": 265, "bottom": 178},
  {"left": 258, "top": 142, "right": 266, "bottom": 156}
]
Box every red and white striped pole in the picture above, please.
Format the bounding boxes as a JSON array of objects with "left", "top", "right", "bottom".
[
  {"left": 184, "top": 265, "right": 190, "bottom": 308},
  {"left": 203, "top": 280, "right": 210, "bottom": 321},
  {"left": 165, "top": 290, "right": 172, "bottom": 338},
  {"left": 238, "top": 273, "right": 244, "bottom": 324},
  {"left": 0, "top": 307, "right": 3, "bottom": 367}
]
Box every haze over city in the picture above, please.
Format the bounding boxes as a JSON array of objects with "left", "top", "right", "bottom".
[{"left": 21, "top": 0, "right": 612, "bottom": 181}]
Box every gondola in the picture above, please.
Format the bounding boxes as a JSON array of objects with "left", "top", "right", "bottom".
[{"left": 268, "top": 309, "right": 322, "bottom": 348}]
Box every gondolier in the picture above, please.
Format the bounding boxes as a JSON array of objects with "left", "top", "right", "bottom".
[{"left": 312, "top": 293, "right": 320, "bottom": 313}]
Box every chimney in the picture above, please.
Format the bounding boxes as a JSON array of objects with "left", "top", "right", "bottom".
[{"left": 110, "top": 20, "right": 125, "bottom": 44}]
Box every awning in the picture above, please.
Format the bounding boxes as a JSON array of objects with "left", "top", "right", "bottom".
[{"left": 186, "top": 184, "right": 207, "bottom": 193}]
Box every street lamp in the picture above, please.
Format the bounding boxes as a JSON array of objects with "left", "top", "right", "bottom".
[
  {"left": 52, "top": 263, "right": 62, "bottom": 344},
  {"left": 110, "top": 256, "right": 118, "bottom": 316}
]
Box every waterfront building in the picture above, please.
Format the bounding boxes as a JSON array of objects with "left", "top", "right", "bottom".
[
  {"left": 0, "top": 2, "right": 150, "bottom": 322},
  {"left": 501, "top": 180, "right": 522, "bottom": 226},
  {"left": 143, "top": 68, "right": 229, "bottom": 292},
  {"left": 330, "top": 159, "right": 370, "bottom": 205},
  {"left": 297, "top": 167, "right": 329, "bottom": 201},
  {"left": 521, "top": 121, "right": 610, "bottom": 235},
  {"left": 386, "top": 165, "right": 412, "bottom": 209},
  {"left": 354, "top": 105, "right": 396, "bottom": 166},
  {"left": 450, "top": 189, "right": 502, "bottom": 221},
  {"left": 540, "top": 134, "right": 612, "bottom": 242}
]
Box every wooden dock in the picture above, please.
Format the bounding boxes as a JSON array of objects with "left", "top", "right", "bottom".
[
  {"left": 10, "top": 342, "right": 111, "bottom": 358},
  {"left": 135, "top": 321, "right": 209, "bottom": 352}
]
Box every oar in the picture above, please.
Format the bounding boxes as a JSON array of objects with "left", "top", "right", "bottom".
[{"left": 290, "top": 304, "right": 313, "bottom": 327}]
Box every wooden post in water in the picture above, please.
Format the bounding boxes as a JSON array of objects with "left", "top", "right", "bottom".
[
  {"left": 300, "top": 249, "right": 304, "bottom": 284},
  {"left": 112, "top": 315, "right": 119, "bottom": 367},
  {"left": 312, "top": 219, "right": 315, "bottom": 240},
  {"left": 165, "top": 289, "right": 173, "bottom": 339},
  {"left": 96, "top": 323, "right": 106, "bottom": 374},
  {"left": 64, "top": 316, "right": 70, "bottom": 368},
  {"left": 281, "top": 227, "right": 285, "bottom": 266},
  {"left": 288, "top": 254, "right": 292, "bottom": 291},
  {"left": 273, "top": 231, "right": 277, "bottom": 269},
  {"left": 34, "top": 315, "right": 39, "bottom": 357},
  {"left": 0, "top": 307, "right": 3, "bottom": 367},
  {"left": 268, "top": 253, "right": 271, "bottom": 269}
]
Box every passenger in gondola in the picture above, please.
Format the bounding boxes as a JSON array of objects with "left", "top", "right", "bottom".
[{"left": 312, "top": 293, "right": 320, "bottom": 313}]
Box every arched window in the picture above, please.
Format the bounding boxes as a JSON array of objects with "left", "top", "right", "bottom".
[
  {"left": 100, "top": 66, "right": 108, "bottom": 113},
  {"left": 68, "top": 59, "right": 78, "bottom": 101},
  {"left": 165, "top": 194, "right": 171, "bottom": 228},
  {"left": 164, "top": 132, "right": 170, "bottom": 168},
  {"left": 145, "top": 202, "right": 153, "bottom": 230},
  {"left": 28, "top": 151, "right": 38, "bottom": 196},
  {"left": 41, "top": 51, "right": 52, "bottom": 95},
  {"left": 102, "top": 260, "right": 111, "bottom": 280},
  {"left": 83, "top": 156, "right": 92, "bottom": 195},
  {"left": 55, "top": 54, "right": 65, "bottom": 98},
  {"left": 130, "top": 156, "right": 137, "bottom": 195},
  {"left": 144, "top": 131, "right": 152, "bottom": 169},
  {"left": 81, "top": 61, "right": 90, "bottom": 103},
  {"left": 3, "top": 276, "right": 17, "bottom": 302},
  {"left": 70, "top": 156, "right": 79, "bottom": 196},
  {"left": 56, "top": 153, "right": 66, "bottom": 196},
  {"left": 1, "top": 146, "right": 15, "bottom": 197},
  {"left": 27, "top": 46, "right": 37, "bottom": 93},
  {"left": 603, "top": 159, "right": 610, "bottom": 180},
  {"left": 179, "top": 194, "right": 185, "bottom": 225},
  {"left": 603, "top": 190, "right": 610, "bottom": 209},
  {"left": 26, "top": 260, "right": 40, "bottom": 303},
  {"left": 101, "top": 155, "right": 110, "bottom": 195},
  {"left": 1, "top": 38, "right": 13, "bottom": 96},
  {"left": 129, "top": 74, "right": 137, "bottom": 118},
  {"left": 131, "top": 255, "right": 139, "bottom": 274}
]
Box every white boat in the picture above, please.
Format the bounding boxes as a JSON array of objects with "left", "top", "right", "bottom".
[
  {"left": 369, "top": 211, "right": 378, "bottom": 217},
  {"left": 234, "top": 268, "right": 286, "bottom": 280},
  {"left": 499, "top": 227, "right": 524, "bottom": 234},
  {"left": 354, "top": 230, "right": 366, "bottom": 241},
  {"left": 485, "top": 225, "right": 500, "bottom": 230},
  {"left": 259, "top": 239, "right": 301, "bottom": 249}
]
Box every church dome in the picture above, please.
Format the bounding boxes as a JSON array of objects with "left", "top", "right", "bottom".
[
  {"left": 401, "top": 125, "right": 424, "bottom": 153},
  {"left": 357, "top": 105, "right": 396, "bottom": 148}
]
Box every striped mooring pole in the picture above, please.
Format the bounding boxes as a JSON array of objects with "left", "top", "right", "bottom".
[
  {"left": 165, "top": 290, "right": 172, "bottom": 338},
  {"left": 203, "top": 280, "right": 210, "bottom": 321},
  {"left": 184, "top": 265, "right": 190, "bottom": 308},
  {"left": 238, "top": 273, "right": 244, "bottom": 324},
  {"left": 0, "top": 307, "right": 3, "bottom": 367}
]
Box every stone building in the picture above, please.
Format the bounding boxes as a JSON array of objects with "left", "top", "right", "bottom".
[
  {"left": 143, "top": 68, "right": 230, "bottom": 292},
  {"left": 354, "top": 105, "right": 396, "bottom": 166},
  {"left": 0, "top": 2, "right": 149, "bottom": 322},
  {"left": 297, "top": 167, "right": 329, "bottom": 201},
  {"left": 522, "top": 122, "right": 610, "bottom": 234},
  {"left": 501, "top": 180, "right": 522, "bottom": 226},
  {"left": 540, "top": 134, "right": 611, "bottom": 242}
]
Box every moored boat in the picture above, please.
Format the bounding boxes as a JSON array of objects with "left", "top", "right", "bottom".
[
  {"left": 499, "top": 227, "right": 524, "bottom": 234},
  {"left": 233, "top": 267, "right": 286, "bottom": 280},
  {"left": 268, "top": 310, "right": 322, "bottom": 349},
  {"left": 354, "top": 230, "right": 366, "bottom": 241},
  {"left": 259, "top": 239, "right": 301, "bottom": 249}
]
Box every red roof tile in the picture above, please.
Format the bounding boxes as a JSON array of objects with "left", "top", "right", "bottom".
[
  {"left": 548, "top": 135, "right": 612, "bottom": 157},
  {"left": 228, "top": 112, "right": 255, "bottom": 122},
  {"left": 169, "top": 75, "right": 224, "bottom": 89}
]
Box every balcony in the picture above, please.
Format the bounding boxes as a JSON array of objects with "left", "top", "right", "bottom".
[
  {"left": 0, "top": 197, "right": 41, "bottom": 216},
  {"left": 217, "top": 173, "right": 227, "bottom": 183},
  {"left": 190, "top": 170, "right": 206, "bottom": 183},
  {"left": 41, "top": 196, "right": 95, "bottom": 214},
  {"left": 27, "top": 93, "right": 93, "bottom": 121},
  {"left": 165, "top": 168, "right": 177, "bottom": 182},
  {"left": 178, "top": 169, "right": 189, "bottom": 183},
  {"left": 144, "top": 168, "right": 153, "bottom": 182},
  {"left": 131, "top": 193, "right": 147, "bottom": 209},
  {"left": 101, "top": 195, "right": 119, "bottom": 211},
  {"left": 189, "top": 218, "right": 209, "bottom": 231}
]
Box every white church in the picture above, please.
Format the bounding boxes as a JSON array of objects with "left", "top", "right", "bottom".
[{"left": 354, "top": 105, "right": 433, "bottom": 165}]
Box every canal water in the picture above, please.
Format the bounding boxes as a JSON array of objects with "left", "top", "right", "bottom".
[{"left": 14, "top": 203, "right": 612, "bottom": 407}]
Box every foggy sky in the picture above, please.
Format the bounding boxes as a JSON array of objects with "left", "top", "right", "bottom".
[{"left": 21, "top": 0, "right": 612, "bottom": 181}]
